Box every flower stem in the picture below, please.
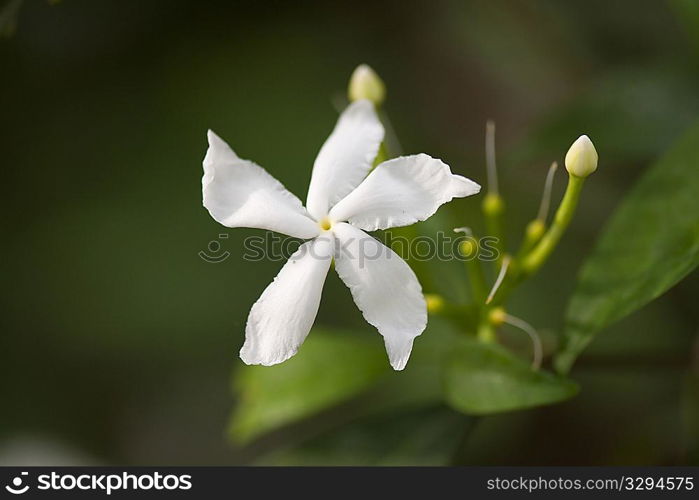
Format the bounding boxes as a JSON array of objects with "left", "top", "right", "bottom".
[
  {"left": 516, "top": 219, "right": 545, "bottom": 258},
  {"left": 477, "top": 320, "right": 496, "bottom": 342},
  {"left": 459, "top": 237, "right": 488, "bottom": 304},
  {"left": 467, "top": 259, "right": 488, "bottom": 304},
  {"left": 372, "top": 141, "right": 388, "bottom": 168},
  {"left": 486, "top": 174, "right": 585, "bottom": 306},
  {"left": 482, "top": 121, "right": 506, "bottom": 264},
  {"left": 520, "top": 174, "right": 585, "bottom": 277},
  {"left": 483, "top": 193, "right": 506, "bottom": 264}
]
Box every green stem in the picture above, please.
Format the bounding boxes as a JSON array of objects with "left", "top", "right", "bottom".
[
  {"left": 515, "top": 219, "right": 545, "bottom": 259},
  {"left": 520, "top": 175, "right": 585, "bottom": 276},
  {"left": 487, "top": 174, "right": 585, "bottom": 306},
  {"left": 467, "top": 259, "right": 488, "bottom": 304},
  {"left": 460, "top": 238, "right": 488, "bottom": 304},
  {"left": 372, "top": 141, "right": 388, "bottom": 168},
  {"left": 482, "top": 193, "right": 506, "bottom": 265},
  {"left": 443, "top": 303, "right": 481, "bottom": 333},
  {"left": 477, "top": 320, "right": 496, "bottom": 342}
]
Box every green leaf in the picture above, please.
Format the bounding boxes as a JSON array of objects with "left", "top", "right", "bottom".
[
  {"left": 228, "top": 328, "right": 388, "bottom": 444},
  {"left": 556, "top": 123, "right": 699, "bottom": 373},
  {"left": 444, "top": 337, "right": 579, "bottom": 414},
  {"left": 229, "top": 319, "right": 467, "bottom": 446},
  {"left": 255, "top": 407, "right": 472, "bottom": 466},
  {"left": 670, "top": 0, "right": 699, "bottom": 55}
]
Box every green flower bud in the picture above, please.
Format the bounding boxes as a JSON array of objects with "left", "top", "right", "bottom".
[
  {"left": 565, "top": 135, "right": 598, "bottom": 178},
  {"left": 482, "top": 192, "right": 505, "bottom": 216},
  {"left": 525, "top": 219, "right": 545, "bottom": 242},
  {"left": 348, "top": 64, "right": 386, "bottom": 106},
  {"left": 424, "top": 293, "right": 445, "bottom": 314},
  {"left": 459, "top": 239, "right": 478, "bottom": 258},
  {"left": 488, "top": 306, "right": 507, "bottom": 326}
]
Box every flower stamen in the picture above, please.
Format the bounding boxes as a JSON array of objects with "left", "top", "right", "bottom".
[
  {"left": 485, "top": 120, "right": 499, "bottom": 195},
  {"left": 486, "top": 255, "right": 511, "bottom": 304},
  {"left": 502, "top": 313, "right": 543, "bottom": 370},
  {"left": 536, "top": 161, "right": 559, "bottom": 222}
]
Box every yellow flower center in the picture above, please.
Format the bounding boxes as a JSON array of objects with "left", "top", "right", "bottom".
[{"left": 319, "top": 217, "right": 332, "bottom": 231}]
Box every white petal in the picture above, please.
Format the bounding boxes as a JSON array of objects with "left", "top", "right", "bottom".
[
  {"left": 329, "top": 154, "right": 480, "bottom": 231},
  {"left": 332, "top": 223, "right": 426, "bottom": 370},
  {"left": 305, "top": 100, "right": 385, "bottom": 219},
  {"left": 240, "top": 233, "right": 334, "bottom": 366},
  {"left": 203, "top": 130, "right": 320, "bottom": 239}
]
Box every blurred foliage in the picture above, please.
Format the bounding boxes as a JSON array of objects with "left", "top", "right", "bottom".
[
  {"left": 558, "top": 122, "right": 699, "bottom": 373},
  {"left": 0, "top": 0, "right": 23, "bottom": 37},
  {"left": 682, "top": 365, "right": 699, "bottom": 464},
  {"left": 231, "top": 319, "right": 451, "bottom": 447},
  {"left": 230, "top": 329, "right": 387, "bottom": 443},
  {"left": 670, "top": 0, "right": 699, "bottom": 55},
  {"left": 258, "top": 406, "right": 471, "bottom": 466},
  {"left": 445, "top": 337, "right": 578, "bottom": 414},
  {"left": 513, "top": 68, "right": 699, "bottom": 168},
  {"left": 0, "top": 0, "right": 696, "bottom": 466}
]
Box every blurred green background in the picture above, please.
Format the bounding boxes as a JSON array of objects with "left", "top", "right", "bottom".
[{"left": 1, "top": 0, "right": 697, "bottom": 465}]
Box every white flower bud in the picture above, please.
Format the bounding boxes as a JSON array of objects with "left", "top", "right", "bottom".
[
  {"left": 348, "top": 64, "right": 385, "bottom": 106},
  {"left": 565, "top": 135, "right": 598, "bottom": 178}
]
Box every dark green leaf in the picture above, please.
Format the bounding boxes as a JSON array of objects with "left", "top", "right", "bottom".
[
  {"left": 229, "top": 328, "right": 387, "bottom": 443},
  {"left": 445, "top": 337, "right": 579, "bottom": 414},
  {"left": 254, "top": 407, "right": 472, "bottom": 466},
  {"left": 229, "top": 319, "right": 462, "bottom": 446},
  {"left": 670, "top": 0, "right": 699, "bottom": 55},
  {"left": 556, "top": 123, "right": 699, "bottom": 373}
]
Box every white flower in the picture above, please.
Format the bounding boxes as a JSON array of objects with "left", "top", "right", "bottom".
[
  {"left": 202, "top": 100, "right": 480, "bottom": 370},
  {"left": 565, "top": 135, "right": 598, "bottom": 178}
]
